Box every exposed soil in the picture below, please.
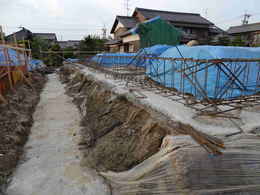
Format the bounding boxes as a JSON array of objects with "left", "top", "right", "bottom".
[
  {"left": 59, "top": 65, "right": 191, "bottom": 172},
  {"left": 0, "top": 72, "right": 46, "bottom": 193}
]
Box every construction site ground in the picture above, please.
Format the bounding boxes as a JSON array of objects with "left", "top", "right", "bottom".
[
  {"left": 5, "top": 73, "right": 110, "bottom": 195},
  {"left": 0, "top": 72, "right": 46, "bottom": 194}
]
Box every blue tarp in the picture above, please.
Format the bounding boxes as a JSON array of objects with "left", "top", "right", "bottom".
[
  {"left": 66, "top": 58, "right": 80, "bottom": 63},
  {"left": 90, "top": 45, "right": 172, "bottom": 67},
  {"left": 0, "top": 46, "right": 25, "bottom": 66},
  {"left": 91, "top": 53, "right": 137, "bottom": 67},
  {"left": 91, "top": 45, "right": 260, "bottom": 100},
  {"left": 28, "top": 59, "right": 45, "bottom": 71},
  {"left": 147, "top": 45, "right": 260, "bottom": 99}
]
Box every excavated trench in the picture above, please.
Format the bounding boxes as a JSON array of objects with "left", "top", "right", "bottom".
[
  {"left": 59, "top": 65, "right": 191, "bottom": 172},
  {"left": 60, "top": 64, "right": 260, "bottom": 195},
  {"left": 0, "top": 72, "right": 46, "bottom": 194}
]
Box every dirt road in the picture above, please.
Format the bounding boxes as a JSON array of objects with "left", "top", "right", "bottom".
[{"left": 6, "top": 74, "right": 110, "bottom": 195}]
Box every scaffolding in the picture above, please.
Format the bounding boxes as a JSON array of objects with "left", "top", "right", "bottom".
[{"left": 0, "top": 44, "right": 31, "bottom": 103}]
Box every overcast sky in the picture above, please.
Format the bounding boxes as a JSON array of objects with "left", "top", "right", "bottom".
[{"left": 1, "top": 0, "right": 260, "bottom": 41}]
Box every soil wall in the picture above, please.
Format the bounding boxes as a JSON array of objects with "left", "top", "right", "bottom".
[
  {"left": 60, "top": 65, "right": 202, "bottom": 172},
  {"left": 0, "top": 72, "right": 46, "bottom": 193}
]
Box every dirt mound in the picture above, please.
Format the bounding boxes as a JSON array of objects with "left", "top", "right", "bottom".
[{"left": 0, "top": 73, "right": 46, "bottom": 192}]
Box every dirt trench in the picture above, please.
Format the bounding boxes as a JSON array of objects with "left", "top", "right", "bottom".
[
  {"left": 0, "top": 72, "right": 46, "bottom": 193},
  {"left": 59, "top": 65, "right": 198, "bottom": 172}
]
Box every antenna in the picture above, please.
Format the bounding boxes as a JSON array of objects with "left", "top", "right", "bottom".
[
  {"left": 124, "top": 0, "right": 130, "bottom": 16},
  {"left": 242, "top": 12, "right": 251, "bottom": 25}
]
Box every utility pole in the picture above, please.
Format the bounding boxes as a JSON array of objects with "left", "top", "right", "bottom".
[
  {"left": 101, "top": 25, "right": 107, "bottom": 39},
  {"left": 242, "top": 13, "right": 251, "bottom": 25},
  {"left": 124, "top": 0, "right": 130, "bottom": 16}
]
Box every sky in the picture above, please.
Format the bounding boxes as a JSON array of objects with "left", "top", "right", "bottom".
[{"left": 1, "top": 0, "right": 260, "bottom": 41}]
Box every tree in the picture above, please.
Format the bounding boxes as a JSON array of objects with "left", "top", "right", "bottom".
[
  {"left": 45, "top": 44, "right": 63, "bottom": 66},
  {"left": 30, "top": 37, "right": 50, "bottom": 59},
  {"left": 79, "top": 35, "right": 106, "bottom": 52},
  {"left": 230, "top": 36, "right": 247, "bottom": 47},
  {"left": 63, "top": 46, "right": 76, "bottom": 59},
  {"left": 217, "top": 36, "right": 230, "bottom": 46}
]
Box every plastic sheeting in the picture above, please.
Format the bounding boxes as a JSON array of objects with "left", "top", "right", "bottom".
[
  {"left": 90, "top": 45, "right": 172, "bottom": 68},
  {"left": 134, "top": 16, "right": 181, "bottom": 48},
  {"left": 102, "top": 134, "right": 260, "bottom": 195},
  {"left": 66, "top": 58, "right": 80, "bottom": 63},
  {"left": 91, "top": 53, "right": 137, "bottom": 67},
  {"left": 28, "top": 59, "right": 45, "bottom": 71},
  {"left": 146, "top": 45, "right": 260, "bottom": 99},
  {"left": 0, "top": 46, "right": 26, "bottom": 66}
]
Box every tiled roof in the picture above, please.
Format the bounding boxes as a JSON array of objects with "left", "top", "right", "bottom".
[
  {"left": 105, "top": 39, "right": 122, "bottom": 45},
  {"left": 33, "top": 33, "right": 57, "bottom": 41},
  {"left": 111, "top": 16, "right": 138, "bottom": 33},
  {"left": 135, "top": 7, "right": 213, "bottom": 25},
  {"left": 227, "top": 23, "right": 260, "bottom": 34}
]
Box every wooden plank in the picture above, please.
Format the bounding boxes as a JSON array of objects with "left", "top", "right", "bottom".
[{"left": 0, "top": 93, "right": 7, "bottom": 104}]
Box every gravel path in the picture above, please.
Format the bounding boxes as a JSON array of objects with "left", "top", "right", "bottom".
[{"left": 7, "top": 74, "right": 110, "bottom": 195}]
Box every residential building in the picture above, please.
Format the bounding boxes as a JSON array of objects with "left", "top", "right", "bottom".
[
  {"left": 107, "top": 7, "right": 222, "bottom": 52},
  {"left": 6, "top": 28, "right": 57, "bottom": 44},
  {"left": 227, "top": 22, "right": 260, "bottom": 45},
  {"left": 6, "top": 27, "right": 32, "bottom": 42},
  {"left": 33, "top": 33, "right": 57, "bottom": 43},
  {"left": 58, "top": 40, "right": 81, "bottom": 49}
]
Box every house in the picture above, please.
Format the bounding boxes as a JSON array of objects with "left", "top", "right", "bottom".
[
  {"left": 6, "top": 28, "right": 57, "bottom": 45},
  {"left": 6, "top": 27, "right": 32, "bottom": 42},
  {"left": 107, "top": 7, "right": 222, "bottom": 52},
  {"left": 227, "top": 22, "right": 260, "bottom": 45},
  {"left": 33, "top": 33, "right": 57, "bottom": 43},
  {"left": 58, "top": 40, "right": 81, "bottom": 49}
]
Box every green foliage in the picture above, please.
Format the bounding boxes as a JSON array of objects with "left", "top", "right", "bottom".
[
  {"left": 217, "top": 36, "right": 230, "bottom": 46},
  {"left": 30, "top": 37, "right": 50, "bottom": 59},
  {"left": 63, "top": 46, "right": 76, "bottom": 59},
  {"left": 230, "top": 36, "right": 247, "bottom": 47},
  {"left": 79, "top": 35, "right": 105, "bottom": 51},
  {"left": 45, "top": 44, "right": 63, "bottom": 66}
]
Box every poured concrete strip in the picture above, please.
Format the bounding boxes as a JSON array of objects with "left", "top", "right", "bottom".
[{"left": 7, "top": 74, "right": 110, "bottom": 195}]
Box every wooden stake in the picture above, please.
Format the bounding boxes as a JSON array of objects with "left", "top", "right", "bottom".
[
  {"left": 3, "top": 48, "right": 14, "bottom": 90},
  {"left": 13, "top": 33, "right": 18, "bottom": 47},
  {"left": 0, "top": 25, "right": 5, "bottom": 45},
  {"left": 0, "top": 93, "right": 7, "bottom": 104}
]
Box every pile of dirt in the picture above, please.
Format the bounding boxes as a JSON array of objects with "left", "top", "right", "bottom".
[{"left": 0, "top": 73, "right": 46, "bottom": 192}]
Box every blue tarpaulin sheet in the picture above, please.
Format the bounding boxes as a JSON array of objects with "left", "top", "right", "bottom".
[
  {"left": 90, "top": 45, "right": 172, "bottom": 67},
  {"left": 0, "top": 46, "right": 25, "bottom": 66},
  {"left": 66, "top": 58, "right": 80, "bottom": 63},
  {"left": 28, "top": 59, "right": 45, "bottom": 71},
  {"left": 91, "top": 53, "right": 137, "bottom": 67},
  {"left": 91, "top": 45, "right": 260, "bottom": 100},
  {"left": 147, "top": 45, "right": 260, "bottom": 99}
]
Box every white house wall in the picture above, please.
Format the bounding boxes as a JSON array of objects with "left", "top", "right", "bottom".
[
  {"left": 115, "top": 22, "right": 124, "bottom": 32},
  {"left": 122, "top": 34, "right": 140, "bottom": 43}
]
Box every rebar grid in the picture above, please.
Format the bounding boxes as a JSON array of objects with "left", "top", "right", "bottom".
[{"left": 85, "top": 55, "right": 260, "bottom": 119}]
